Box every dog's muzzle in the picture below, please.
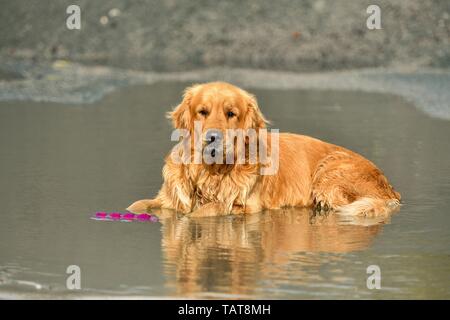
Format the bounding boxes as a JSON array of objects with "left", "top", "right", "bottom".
[{"left": 203, "top": 130, "right": 223, "bottom": 158}]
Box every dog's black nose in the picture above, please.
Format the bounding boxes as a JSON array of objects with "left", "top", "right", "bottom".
[{"left": 204, "top": 130, "right": 222, "bottom": 144}]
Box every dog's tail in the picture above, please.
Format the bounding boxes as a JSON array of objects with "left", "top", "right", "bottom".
[{"left": 336, "top": 197, "right": 401, "bottom": 217}]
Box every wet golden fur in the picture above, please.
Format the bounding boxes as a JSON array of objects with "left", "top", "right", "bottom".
[{"left": 128, "top": 82, "right": 400, "bottom": 217}]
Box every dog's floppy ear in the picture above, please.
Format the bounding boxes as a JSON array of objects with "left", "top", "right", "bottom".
[
  {"left": 167, "top": 85, "right": 199, "bottom": 129},
  {"left": 242, "top": 90, "right": 269, "bottom": 130}
]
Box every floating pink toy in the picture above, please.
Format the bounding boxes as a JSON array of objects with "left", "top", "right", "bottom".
[
  {"left": 93, "top": 212, "right": 158, "bottom": 223},
  {"left": 110, "top": 212, "right": 122, "bottom": 220},
  {"left": 95, "top": 212, "right": 108, "bottom": 219},
  {"left": 137, "top": 214, "right": 151, "bottom": 221},
  {"left": 122, "top": 213, "right": 136, "bottom": 220}
]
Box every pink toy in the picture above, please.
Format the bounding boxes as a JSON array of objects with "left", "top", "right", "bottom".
[{"left": 93, "top": 212, "right": 158, "bottom": 223}]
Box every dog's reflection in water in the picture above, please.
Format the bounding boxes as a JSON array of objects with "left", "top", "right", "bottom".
[{"left": 151, "top": 208, "right": 390, "bottom": 297}]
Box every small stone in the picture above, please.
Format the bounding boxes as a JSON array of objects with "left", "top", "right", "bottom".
[
  {"left": 99, "top": 16, "right": 109, "bottom": 25},
  {"left": 108, "top": 8, "right": 121, "bottom": 18}
]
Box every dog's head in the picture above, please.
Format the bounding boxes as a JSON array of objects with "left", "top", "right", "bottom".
[{"left": 167, "top": 82, "right": 268, "bottom": 163}]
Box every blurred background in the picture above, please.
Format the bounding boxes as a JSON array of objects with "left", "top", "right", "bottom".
[{"left": 1, "top": 0, "right": 448, "bottom": 72}]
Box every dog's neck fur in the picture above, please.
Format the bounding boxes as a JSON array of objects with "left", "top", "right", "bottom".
[{"left": 184, "top": 162, "right": 259, "bottom": 212}]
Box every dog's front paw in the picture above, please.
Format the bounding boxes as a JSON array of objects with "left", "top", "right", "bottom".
[
  {"left": 126, "top": 199, "right": 153, "bottom": 213},
  {"left": 190, "top": 203, "right": 227, "bottom": 217}
]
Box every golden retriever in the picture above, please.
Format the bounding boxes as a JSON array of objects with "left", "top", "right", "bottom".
[{"left": 127, "top": 82, "right": 400, "bottom": 217}]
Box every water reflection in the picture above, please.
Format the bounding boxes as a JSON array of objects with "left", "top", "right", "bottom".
[{"left": 154, "top": 208, "right": 386, "bottom": 297}]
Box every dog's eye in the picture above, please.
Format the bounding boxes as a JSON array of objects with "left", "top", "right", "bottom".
[
  {"left": 198, "top": 110, "right": 208, "bottom": 116},
  {"left": 227, "top": 111, "right": 236, "bottom": 118}
]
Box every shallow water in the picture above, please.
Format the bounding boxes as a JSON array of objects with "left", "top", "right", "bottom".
[{"left": 0, "top": 82, "right": 449, "bottom": 299}]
